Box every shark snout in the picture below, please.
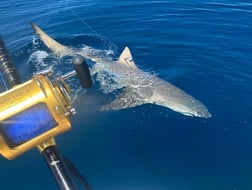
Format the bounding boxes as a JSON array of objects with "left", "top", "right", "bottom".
[
  {"left": 194, "top": 110, "right": 212, "bottom": 118},
  {"left": 180, "top": 109, "right": 211, "bottom": 118}
]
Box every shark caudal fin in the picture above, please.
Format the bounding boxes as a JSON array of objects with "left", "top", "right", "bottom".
[
  {"left": 118, "top": 47, "right": 137, "bottom": 68},
  {"left": 31, "top": 22, "right": 74, "bottom": 57}
]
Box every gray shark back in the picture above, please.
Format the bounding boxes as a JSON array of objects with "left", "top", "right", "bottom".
[
  {"left": 94, "top": 55, "right": 211, "bottom": 118},
  {"left": 100, "top": 63, "right": 211, "bottom": 118}
]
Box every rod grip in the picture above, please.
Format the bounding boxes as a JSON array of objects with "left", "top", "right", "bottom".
[{"left": 42, "top": 145, "right": 79, "bottom": 190}]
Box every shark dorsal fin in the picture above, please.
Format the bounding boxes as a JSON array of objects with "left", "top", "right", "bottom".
[{"left": 118, "top": 47, "right": 137, "bottom": 68}]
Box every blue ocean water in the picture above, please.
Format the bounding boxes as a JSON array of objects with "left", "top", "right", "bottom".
[{"left": 0, "top": 0, "right": 252, "bottom": 190}]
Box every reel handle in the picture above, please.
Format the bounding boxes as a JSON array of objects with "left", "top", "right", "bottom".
[
  {"left": 72, "top": 55, "right": 92, "bottom": 89},
  {"left": 61, "top": 55, "right": 92, "bottom": 89}
]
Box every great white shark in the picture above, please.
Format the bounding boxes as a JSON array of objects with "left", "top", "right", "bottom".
[{"left": 31, "top": 22, "right": 211, "bottom": 118}]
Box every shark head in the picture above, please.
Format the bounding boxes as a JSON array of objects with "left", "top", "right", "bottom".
[
  {"left": 150, "top": 82, "right": 212, "bottom": 118},
  {"left": 153, "top": 96, "right": 212, "bottom": 118}
]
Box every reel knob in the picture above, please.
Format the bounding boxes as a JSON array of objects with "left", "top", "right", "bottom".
[{"left": 72, "top": 55, "right": 92, "bottom": 89}]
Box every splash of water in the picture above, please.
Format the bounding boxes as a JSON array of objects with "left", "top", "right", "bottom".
[
  {"left": 27, "top": 50, "right": 51, "bottom": 70},
  {"left": 79, "top": 45, "right": 115, "bottom": 61},
  {"left": 96, "top": 70, "right": 123, "bottom": 94}
]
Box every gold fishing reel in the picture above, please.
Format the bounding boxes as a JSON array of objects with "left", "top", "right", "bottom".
[{"left": 0, "top": 56, "right": 91, "bottom": 160}]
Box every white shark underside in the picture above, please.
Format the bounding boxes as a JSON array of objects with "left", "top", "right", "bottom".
[{"left": 31, "top": 22, "right": 211, "bottom": 118}]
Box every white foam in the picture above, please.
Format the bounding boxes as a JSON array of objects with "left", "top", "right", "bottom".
[
  {"left": 79, "top": 45, "right": 115, "bottom": 62},
  {"left": 27, "top": 50, "right": 50, "bottom": 70},
  {"left": 96, "top": 70, "right": 123, "bottom": 94}
]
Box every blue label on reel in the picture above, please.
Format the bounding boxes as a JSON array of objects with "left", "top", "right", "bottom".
[{"left": 0, "top": 103, "right": 57, "bottom": 148}]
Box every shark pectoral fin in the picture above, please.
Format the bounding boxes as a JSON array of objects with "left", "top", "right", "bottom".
[
  {"left": 136, "top": 87, "right": 154, "bottom": 99},
  {"left": 101, "top": 87, "right": 154, "bottom": 111},
  {"left": 118, "top": 47, "right": 137, "bottom": 69},
  {"left": 101, "top": 88, "right": 148, "bottom": 111}
]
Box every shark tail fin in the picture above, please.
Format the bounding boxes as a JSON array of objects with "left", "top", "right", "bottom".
[
  {"left": 31, "top": 22, "right": 44, "bottom": 35},
  {"left": 30, "top": 22, "right": 74, "bottom": 57},
  {"left": 118, "top": 47, "right": 137, "bottom": 68}
]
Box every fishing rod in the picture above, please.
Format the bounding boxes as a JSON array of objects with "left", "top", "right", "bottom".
[{"left": 0, "top": 35, "right": 92, "bottom": 190}]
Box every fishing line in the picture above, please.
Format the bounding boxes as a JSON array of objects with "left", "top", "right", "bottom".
[
  {"left": 70, "top": 10, "right": 100, "bottom": 36},
  {"left": 70, "top": 9, "right": 118, "bottom": 60}
]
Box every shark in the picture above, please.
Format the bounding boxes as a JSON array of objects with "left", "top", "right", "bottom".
[{"left": 31, "top": 22, "right": 211, "bottom": 118}]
